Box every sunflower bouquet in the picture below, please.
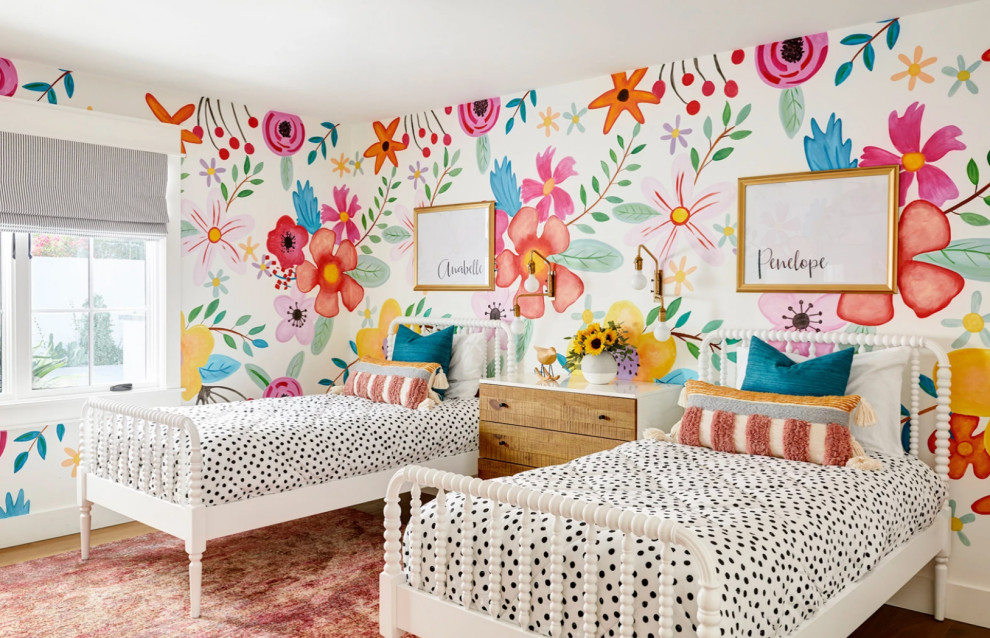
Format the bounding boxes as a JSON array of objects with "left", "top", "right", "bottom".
[{"left": 565, "top": 320, "right": 634, "bottom": 369}]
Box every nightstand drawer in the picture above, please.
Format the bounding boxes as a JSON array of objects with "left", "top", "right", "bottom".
[
  {"left": 480, "top": 384, "right": 636, "bottom": 439},
  {"left": 479, "top": 459, "right": 534, "bottom": 480},
  {"left": 480, "top": 421, "right": 623, "bottom": 468}
]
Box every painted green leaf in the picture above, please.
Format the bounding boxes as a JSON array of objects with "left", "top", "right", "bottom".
[
  {"left": 835, "top": 61, "right": 854, "bottom": 86},
  {"left": 592, "top": 176, "right": 601, "bottom": 194},
  {"left": 382, "top": 225, "right": 412, "bottom": 243},
  {"left": 14, "top": 451, "right": 28, "bottom": 473},
  {"left": 712, "top": 147, "right": 734, "bottom": 161},
  {"left": 646, "top": 306, "right": 661, "bottom": 327},
  {"left": 779, "top": 87, "right": 804, "bottom": 138},
  {"left": 187, "top": 304, "right": 204, "bottom": 324},
  {"left": 625, "top": 163, "right": 641, "bottom": 172},
  {"left": 423, "top": 183, "right": 432, "bottom": 202},
  {"left": 22, "top": 82, "right": 50, "bottom": 92},
  {"left": 630, "top": 144, "right": 646, "bottom": 155},
  {"left": 280, "top": 156, "right": 293, "bottom": 191},
  {"left": 438, "top": 181, "right": 453, "bottom": 195},
  {"left": 360, "top": 245, "right": 372, "bottom": 255},
  {"left": 311, "top": 316, "right": 334, "bottom": 355},
  {"left": 223, "top": 334, "right": 236, "bottom": 349},
  {"left": 286, "top": 351, "right": 305, "bottom": 378},
  {"left": 729, "top": 130, "right": 752, "bottom": 140},
  {"left": 604, "top": 196, "right": 623, "bottom": 204},
  {"left": 674, "top": 311, "right": 691, "bottom": 329},
  {"left": 248, "top": 325, "right": 266, "bottom": 335},
  {"left": 235, "top": 314, "right": 251, "bottom": 327},
  {"left": 967, "top": 159, "right": 979, "bottom": 186},
  {"left": 863, "top": 43, "right": 876, "bottom": 71},
  {"left": 686, "top": 341, "right": 701, "bottom": 359},
  {"left": 840, "top": 33, "right": 872, "bottom": 45},
  {"left": 220, "top": 182, "right": 229, "bottom": 200},
  {"left": 242, "top": 341, "right": 253, "bottom": 357},
  {"left": 369, "top": 234, "right": 382, "bottom": 244},
  {"left": 56, "top": 423, "right": 65, "bottom": 441},
  {"left": 914, "top": 239, "right": 990, "bottom": 281},
  {"left": 617, "top": 135, "right": 625, "bottom": 149},
  {"left": 702, "top": 319, "right": 724, "bottom": 333},
  {"left": 961, "top": 213, "right": 990, "bottom": 226},
  {"left": 579, "top": 184, "right": 588, "bottom": 206},
  {"left": 204, "top": 298, "right": 220, "bottom": 320},
  {"left": 180, "top": 220, "right": 198, "bottom": 237},
  {"left": 548, "top": 239, "right": 623, "bottom": 273},
  {"left": 601, "top": 160, "right": 610, "bottom": 178},
  {"left": 703, "top": 116, "right": 713, "bottom": 140},
  {"left": 721, "top": 102, "right": 731, "bottom": 127},
  {"left": 735, "top": 103, "right": 752, "bottom": 126},
  {"left": 591, "top": 212, "right": 609, "bottom": 223},
  {"left": 231, "top": 165, "right": 239, "bottom": 182},
  {"left": 613, "top": 203, "right": 661, "bottom": 224},
  {"left": 14, "top": 432, "right": 39, "bottom": 443},
  {"left": 349, "top": 255, "right": 390, "bottom": 288},
  {"left": 574, "top": 223, "right": 595, "bottom": 234},
  {"left": 886, "top": 19, "right": 900, "bottom": 49},
  {"left": 505, "top": 117, "right": 515, "bottom": 134},
  {"left": 665, "top": 297, "right": 682, "bottom": 320},
  {"left": 244, "top": 364, "right": 271, "bottom": 390},
  {"left": 514, "top": 318, "right": 533, "bottom": 363},
  {"left": 213, "top": 310, "right": 226, "bottom": 325},
  {"left": 690, "top": 148, "right": 700, "bottom": 172}
]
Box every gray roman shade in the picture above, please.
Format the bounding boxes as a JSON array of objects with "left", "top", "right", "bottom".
[{"left": 0, "top": 131, "right": 168, "bottom": 237}]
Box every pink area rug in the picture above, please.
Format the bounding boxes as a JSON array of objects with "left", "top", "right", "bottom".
[{"left": 0, "top": 508, "right": 389, "bottom": 637}]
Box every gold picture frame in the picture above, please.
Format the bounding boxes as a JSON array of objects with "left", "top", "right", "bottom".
[
  {"left": 737, "top": 165, "right": 899, "bottom": 293},
  {"left": 414, "top": 200, "right": 496, "bottom": 291}
]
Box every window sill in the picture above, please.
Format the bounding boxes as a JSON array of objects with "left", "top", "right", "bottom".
[{"left": 0, "top": 387, "right": 182, "bottom": 425}]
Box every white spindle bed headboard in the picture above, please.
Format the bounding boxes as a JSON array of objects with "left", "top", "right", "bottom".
[
  {"left": 698, "top": 329, "right": 951, "bottom": 482},
  {"left": 386, "top": 316, "right": 517, "bottom": 378}
]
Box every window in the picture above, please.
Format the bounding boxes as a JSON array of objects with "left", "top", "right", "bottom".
[{"left": 1, "top": 231, "right": 164, "bottom": 400}]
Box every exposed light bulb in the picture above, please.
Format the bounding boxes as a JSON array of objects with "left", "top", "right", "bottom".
[
  {"left": 630, "top": 270, "right": 648, "bottom": 291},
  {"left": 523, "top": 274, "right": 540, "bottom": 293},
  {"left": 511, "top": 315, "right": 527, "bottom": 335},
  {"left": 653, "top": 321, "right": 671, "bottom": 342}
]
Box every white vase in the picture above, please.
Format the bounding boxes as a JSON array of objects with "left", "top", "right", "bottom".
[{"left": 581, "top": 352, "right": 617, "bottom": 385}]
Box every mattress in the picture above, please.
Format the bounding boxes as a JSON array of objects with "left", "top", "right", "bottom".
[
  {"left": 158, "top": 394, "right": 478, "bottom": 506},
  {"left": 404, "top": 438, "right": 945, "bottom": 637}
]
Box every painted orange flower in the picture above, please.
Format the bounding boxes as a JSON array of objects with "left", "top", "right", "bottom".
[
  {"left": 62, "top": 447, "right": 80, "bottom": 478},
  {"left": 296, "top": 228, "right": 364, "bottom": 318},
  {"left": 926, "top": 413, "right": 990, "bottom": 480},
  {"left": 588, "top": 68, "right": 659, "bottom": 134},
  {"left": 891, "top": 46, "right": 937, "bottom": 91},
  {"left": 145, "top": 93, "right": 202, "bottom": 153},
  {"left": 363, "top": 118, "right": 407, "bottom": 174}
]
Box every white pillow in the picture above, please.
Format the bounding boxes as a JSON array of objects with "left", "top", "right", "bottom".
[
  {"left": 445, "top": 332, "right": 488, "bottom": 399},
  {"left": 735, "top": 345, "right": 910, "bottom": 456}
]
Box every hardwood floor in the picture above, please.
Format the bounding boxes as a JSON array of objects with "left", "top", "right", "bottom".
[{"left": 3, "top": 506, "right": 988, "bottom": 637}]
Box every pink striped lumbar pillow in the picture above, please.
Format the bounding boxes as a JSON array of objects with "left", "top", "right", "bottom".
[
  {"left": 331, "top": 356, "right": 447, "bottom": 410},
  {"left": 647, "top": 380, "right": 882, "bottom": 470}
]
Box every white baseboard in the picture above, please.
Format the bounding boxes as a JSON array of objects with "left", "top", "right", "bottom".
[
  {"left": 889, "top": 568, "right": 990, "bottom": 628},
  {"left": 0, "top": 503, "right": 132, "bottom": 549}
]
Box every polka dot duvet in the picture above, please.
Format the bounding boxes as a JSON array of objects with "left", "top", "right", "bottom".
[{"left": 404, "top": 439, "right": 945, "bottom": 637}]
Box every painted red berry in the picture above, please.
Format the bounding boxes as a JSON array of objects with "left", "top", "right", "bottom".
[
  {"left": 444, "top": 106, "right": 453, "bottom": 115},
  {"left": 731, "top": 49, "right": 745, "bottom": 64},
  {"left": 215, "top": 126, "right": 224, "bottom": 137},
  {"left": 401, "top": 132, "right": 410, "bottom": 145},
  {"left": 701, "top": 80, "right": 715, "bottom": 96},
  {"left": 248, "top": 116, "right": 259, "bottom": 128},
  {"left": 443, "top": 133, "right": 452, "bottom": 145},
  {"left": 192, "top": 125, "right": 204, "bottom": 139},
  {"left": 430, "top": 132, "right": 438, "bottom": 144},
  {"left": 724, "top": 80, "right": 739, "bottom": 98},
  {"left": 418, "top": 127, "right": 426, "bottom": 138},
  {"left": 218, "top": 148, "right": 230, "bottom": 160},
  {"left": 681, "top": 73, "right": 694, "bottom": 86},
  {"left": 983, "top": 48, "right": 990, "bottom": 62},
  {"left": 422, "top": 147, "right": 431, "bottom": 158},
  {"left": 651, "top": 80, "right": 666, "bottom": 100},
  {"left": 686, "top": 100, "right": 701, "bottom": 116},
  {"left": 229, "top": 137, "right": 240, "bottom": 150},
  {"left": 244, "top": 143, "right": 255, "bottom": 155}
]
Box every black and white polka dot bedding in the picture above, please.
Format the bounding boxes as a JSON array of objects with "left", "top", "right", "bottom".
[
  {"left": 404, "top": 439, "right": 945, "bottom": 637},
  {"left": 160, "top": 395, "right": 478, "bottom": 506}
]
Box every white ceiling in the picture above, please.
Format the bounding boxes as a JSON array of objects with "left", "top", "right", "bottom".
[{"left": 0, "top": 0, "right": 974, "bottom": 122}]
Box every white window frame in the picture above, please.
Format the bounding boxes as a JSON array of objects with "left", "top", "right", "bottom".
[{"left": 0, "top": 98, "right": 182, "bottom": 419}]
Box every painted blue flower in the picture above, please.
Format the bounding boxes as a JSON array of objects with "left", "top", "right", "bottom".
[
  {"left": 950, "top": 500, "right": 975, "bottom": 546},
  {"left": 562, "top": 102, "right": 587, "bottom": 135},
  {"left": 804, "top": 114, "right": 858, "bottom": 171},
  {"left": 292, "top": 180, "right": 321, "bottom": 234},
  {"left": 203, "top": 270, "right": 230, "bottom": 298},
  {"left": 569, "top": 295, "right": 605, "bottom": 328},
  {"left": 490, "top": 157, "right": 521, "bottom": 216},
  {"left": 0, "top": 489, "right": 30, "bottom": 519},
  {"left": 942, "top": 291, "right": 990, "bottom": 348},
  {"left": 713, "top": 214, "right": 737, "bottom": 248},
  {"left": 943, "top": 55, "right": 980, "bottom": 97}
]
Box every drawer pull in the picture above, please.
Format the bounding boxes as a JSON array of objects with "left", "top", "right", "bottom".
[
  {"left": 498, "top": 440, "right": 508, "bottom": 446},
  {"left": 598, "top": 414, "right": 608, "bottom": 420},
  {"left": 489, "top": 399, "right": 509, "bottom": 410}
]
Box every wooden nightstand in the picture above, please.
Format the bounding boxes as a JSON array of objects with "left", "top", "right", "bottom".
[{"left": 477, "top": 374, "right": 684, "bottom": 479}]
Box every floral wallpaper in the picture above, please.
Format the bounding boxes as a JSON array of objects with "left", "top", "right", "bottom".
[{"left": 0, "top": 0, "right": 989, "bottom": 606}]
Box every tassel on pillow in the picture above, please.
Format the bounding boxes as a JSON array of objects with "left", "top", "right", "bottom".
[
  {"left": 432, "top": 369, "right": 449, "bottom": 391},
  {"left": 643, "top": 428, "right": 669, "bottom": 442},
  {"left": 853, "top": 398, "right": 878, "bottom": 427}
]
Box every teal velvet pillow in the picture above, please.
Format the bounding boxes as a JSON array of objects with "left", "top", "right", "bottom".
[
  {"left": 391, "top": 325, "right": 456, "bottom": 398},
  {"left": 740, "top": 336, "right": 854, "bottom": 397}
]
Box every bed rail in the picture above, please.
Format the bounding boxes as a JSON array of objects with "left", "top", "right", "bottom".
[{"left": 380, "top": 465, "right": 723, "bottom": 638}]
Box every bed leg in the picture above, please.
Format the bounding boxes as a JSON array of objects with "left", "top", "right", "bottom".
[
  {"left": 934, "top": 553, "right": 948, "bottom": 621},
  {"left": 189, "top": 551, "right": 203, "bottom": 618},
  {"left": 79, "top": 501, "right": 92, "bottom": 561}
]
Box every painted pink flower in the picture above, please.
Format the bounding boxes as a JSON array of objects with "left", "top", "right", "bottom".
[
  {"left": 495, "top": 207, "right": 583, "bottom": 318},
  {"left": 624, "top": 154, "right": 731, "bottom": 266},
  {"left": 262, "top": 110, "right": 305, "bottom": 156},
  {"left": 838, "top": 200, "right": 964, "bottom": 325},
  {"left": 755, "top": 33, "right": 829, "bottom": 88},
  {"left": 320, "top": 186, "right": 361, "bottom": 245},
  {"left": 274, "top": 286, "right": 316, "bottom": 345},
  {"left": 0, "top": 58, "right": 18, "bottom": 97},
  {"left": 471, "top": 285, "right": 517, "bottom": 351},
  {"left": 458, "top": 98, "right": 501, "bottom": 137},
  {"left": 182, "top": 189, "right": 254, "bottom": 286},
  {"left": 860, "top": 102, "right": 965, "bottom": 207},
  {"left": 520, "top": 147, "right": 577, "bottom": 222},
  {"left": 758, "top": 293, "right": 846, "bottom": 355},
  {"left": 494, "top": 209, "right": 510, "bottom": 255},
  {"left": 266, "top": 215, "right": 309, "bottom": 269},
  {"left": 263, "top": 376, "right": 303, "bottom": 398}
]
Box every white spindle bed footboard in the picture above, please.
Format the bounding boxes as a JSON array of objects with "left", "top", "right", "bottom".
[{"left": 380, "top": 466, "right": 723, "bottom": 638}]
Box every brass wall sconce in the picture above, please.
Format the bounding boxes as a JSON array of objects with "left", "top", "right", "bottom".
[
  {"left": 511, "top": 249, "right": 556, "bottom": 335},
  {"left": 630, "top": 244, "right": 671, "bottom": 341}
]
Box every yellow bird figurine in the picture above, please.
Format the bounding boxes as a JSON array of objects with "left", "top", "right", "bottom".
[{"left": 533, "top": 346, "right": 560, "bottom": 381}]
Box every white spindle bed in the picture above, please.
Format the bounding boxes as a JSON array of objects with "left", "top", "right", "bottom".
[
  {"left": 380, "top": 329, "right": 952, "bottom": 638},
  {"left": 78, "top": 316, "right": 514, "bottom": 618}
]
